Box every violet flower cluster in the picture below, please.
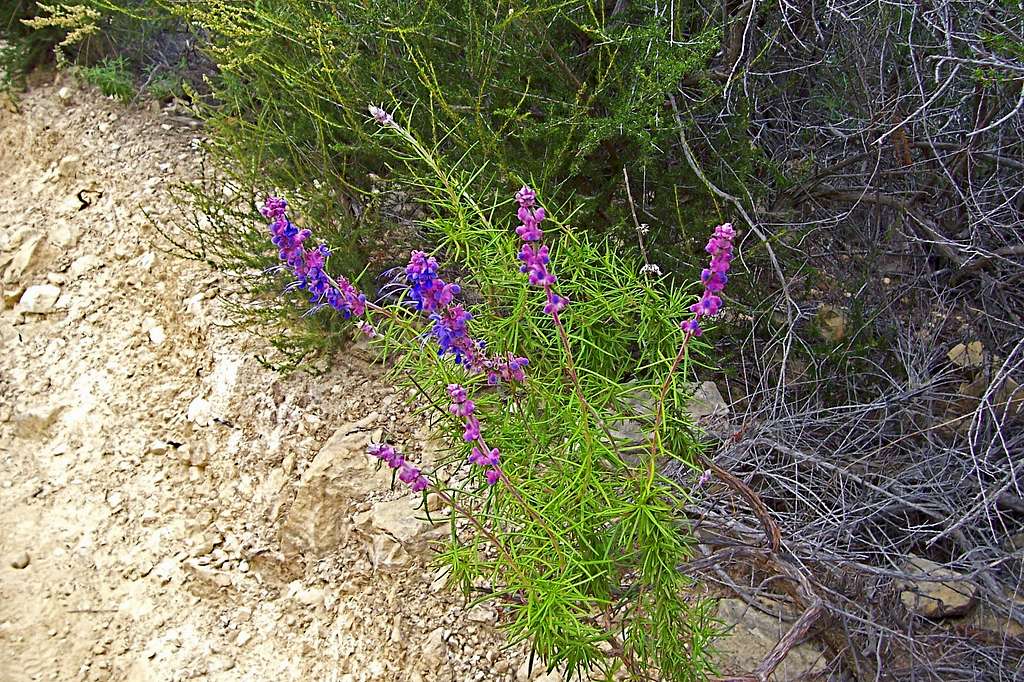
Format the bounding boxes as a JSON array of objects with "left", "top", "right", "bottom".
[
  {"left": 368, "top": 443, "right": 430, "bottom": 492},
  {"left": 448, "top": 384, "right": 502, "bottom": 485},
  {"left": 515, "top": 186, "right": 568, "bottom": 317},
  {"left": 680, "top": 223, "right": 736, "bottom": 336},
  {"left": 262, "top": 196, "right": 367, "bottom": 319},
  {"left": 404, "top": 250, "right": 528, "bottom": 385}
]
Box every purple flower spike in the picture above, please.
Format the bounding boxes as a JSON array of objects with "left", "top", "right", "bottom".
[
  {"left": 469, "top": 447, "right": 501, "bottom": 467},
  {"left": 449, "top": 384, "right": 504, "bottom": 485},
  {"left": 513, "top": 186, "right": 568, "bottom": 318},
  {"left": 369, "top": 442, "right": 405, "bottom": 470},
  {"left": 515, "top": 185, "right": 537, "bottom": 208},
  {"left": 679, "top": 223, "right": 736, "bottom": 336},
  {"left": 263, "top": 196, "right": 368, "bottom": 320},
  {"left": 399, "top": 463, "right": 428, "bottom": 492},
  {"left": 401, "top": 253, "right": 527, "bottom": 385},
  {"left": 369, "top": 443, "right": 430, "bottom": 493},
  {"left": 463, "top": 416, "right": 481, "bottom": 442},
  {"left": 368, "top": 104, "right": 394, "bottom": 126}
]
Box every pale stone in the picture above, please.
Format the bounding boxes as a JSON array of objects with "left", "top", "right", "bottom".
[
  {"left": 5, "top": 235, "right": 42, "bottom": 282},
  {"left": 17, "top": 284, "right": 61, "bottom": 314},
  {"left": 687, "top": 381, "right": 729, "bottom": 422},
  {"left": 279, "top": 423, "right": 392, "bottom": 555},
  {"left": 714, "top": 598, "right": 827, "bottom": 681},
  {"left": 49, "top": 220, "right": 80, "bottom": 248},
  {"left": 69, "top": 254, "right": 103, "bottom": 277},
  {"left": 421, "top": 627, "right": 447, "bottom": 669},
  {"left": 948, "top": 341, "right": 984, "bottom": 368},
  {"left": 148, "top": 326, "right": 166, "bottom": 346},
  {"left": 186, "top": 397, "right": 212, "bottom": 426},
  {"left": 900, "top": 556, "right": 977, "bottom": 618},
  {"left": 816, "top": 304, "right": 847, "bottom": 343}
]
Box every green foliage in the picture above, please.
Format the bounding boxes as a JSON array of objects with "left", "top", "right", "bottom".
[
  {"left": 158, "top": 0, "right": 747, "bottom": 264},
  {"left": 78, "top": 55, "right": 132, "bottom": 99},
  {"left": 47, "top": 2, "right": 731, "bottom": 674},
  {"left": 356, "top": 116, "right": 719, "bottom": 681}
]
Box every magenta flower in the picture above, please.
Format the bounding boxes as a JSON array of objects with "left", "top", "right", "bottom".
[
  {"left": 369, "top": 443, "right": 429, "bottom": 492},
  {"left": 448, "top": 383, "right": 502, "bottom": 486},
  {"left": 262, "top": 196, "right": 367, "bottom": 319},
  {"left": 463, "top": 415, "right": 481, "bottom": 442},
  {"left": 470, "top": 447, "right": 501, "bottom": 467},
  {"left": 403, "top": 252, "right": 527, "bottom": 385},
  {"left": 368, "top": 104, "right": 394, "bottom": 126},
  {"left": 514, "top": 186, "right": 568, "bottom": 318},
  {"left": 680, "top": 223, "right": 736, "bottom": 336}
]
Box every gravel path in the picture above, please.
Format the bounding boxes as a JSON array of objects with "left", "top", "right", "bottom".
[{"left": 0, "top": 74, "right": 537, "bottom": 682}]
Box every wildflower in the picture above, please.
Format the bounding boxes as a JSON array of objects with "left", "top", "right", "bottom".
[
  {"left": 263, "top": 196, "right": 367, "bottom": 319},
  {"left": 399, "top": 463, "right": 429, "bottom": 492},
  {"left": 697, "top": 469, "right": 713, "bottom": 488},
  {"left": 430, "top": 304, "right": 475, "bottom": 363},
  {"left": 640, "top": 263, "right": 662, "bottom": 278},
  {"left": 403, "top": 252, "right": 526, "bottom": 384},
  {"left": 405, "top": 250, "right": 460, "bottom": 313},
  {"left": 463, "top": 415, "right": 481, "bottom": 442},
  {"left": 449, "top": 383, "right": 502, "bottom": 485},
  {"left": 357, "top": 321, "right": 377, "bottom": 337},
  {"left": 486, "top": 354, "right": 529, "bottom": 385},
  {"left": 469, "top": 446, "right": 501, "bottom": 467},
  {"left": 514, "top": 186, "right": 568, "bottom": 317},
  {"left": 368, "top": 104, "right": 394, "bottom": 126},
  {"left": 369, "top": 443, "right": 429, "bottom": 492},
  {"left": 368, "top": 442, "right": 405, "bottom": 469},
  {"left": 680, "top": 222, "right": 736, "bottom": 336}
]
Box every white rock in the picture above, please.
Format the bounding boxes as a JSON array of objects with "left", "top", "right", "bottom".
[
  {"left": 49, "top": 220, "right": 80, "bottom": 249},
  {"left": 686, "top": 381, "right": 729, "bottom": 422},
  {"left": 69, "top": 255, "right": 103, "bottom": 277},
  {"left": 148, "top": 326, "right": 166, "bottom": 346},
  {"left": 16, "top": 284, "right": 61, "bottom": 314},
  {"left": 421, "top": 627, "right": 447, "bottom": 669},
  {"left": 714, "top": 598, "right": 826, "bottom": 681},
  {"left": 4, "top": 235, "right": 42, "bottom": 282},
  {"left": 56, "top": 154, "right": 80, "bottom": 181},
  {"left": 146, "top": 440, "right": 170, "bottom": 456},
  {"left": 57, "top": 86, "right": 72, "bottom": 103},
  {"left": 186, "top": 397, "right": 212, "bottom": 426}
]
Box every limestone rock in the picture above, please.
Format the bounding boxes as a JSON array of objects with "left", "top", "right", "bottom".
[
  {"left": 948, "top": 341, "right": 984, "bottom": 369},
  {"left": 714, "top": 598, "right": 827, "bottom": 681},
  {"left": 421, "top": 627, "right": 447, "bottom": 669},
  {"left": 816, "top": 304, "right": 847, "bottom": 343},
  {"left": 49, "top": 219, "right": 80, "bottom": 249},
  {"left": 900, "top": 556, "right": 977, "bottom": 618},
  {"left": 280, "top": 422, "right": 391, "bottom": 555},
  {"left": 69, "top": 254, "right": 103, "bottom": 276},
  {"left": 186, "top": 397, "right": 212, "bottom": 426},
  {"left": 4, "top": 235, "right": 43, "bottom": 282},
  {"left": 352, "top": 497, "right": 439, "bottom": 567},
  {"left": 9, "top": 551, "right": 31, "bottom": 569},
  {"left": 16, "top": 284, "right": 60, "bottom": 314},
  {"left": 687, "top": 381, "right": 729, "bottom": 422}
]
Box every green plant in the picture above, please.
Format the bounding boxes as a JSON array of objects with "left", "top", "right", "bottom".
[
  {"left": 254, "top": 109, "right": 725, "bottom": 680},
  {"left": 78, "top": 54, "right": 132, "bottom": 99}
]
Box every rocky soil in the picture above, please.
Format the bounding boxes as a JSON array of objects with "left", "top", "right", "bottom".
[
  {"left": 0, "top": 74, "right": 548, "bottom": 682},
  {"left": 0, "top": 72, "right": 851, "bottom": 682}
]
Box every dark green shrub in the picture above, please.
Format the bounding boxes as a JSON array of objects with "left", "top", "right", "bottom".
[{"left": 161, "top": 1, "right": 742, "bottom": 266}]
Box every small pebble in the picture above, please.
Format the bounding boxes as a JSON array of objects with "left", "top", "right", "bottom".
[{"left": 9, "top": 552, "right": 30, "bottom": 569}]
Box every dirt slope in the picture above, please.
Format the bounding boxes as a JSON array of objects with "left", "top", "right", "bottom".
[{"left": 0, "top": 74, "right": 537, "bottom": 682}]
